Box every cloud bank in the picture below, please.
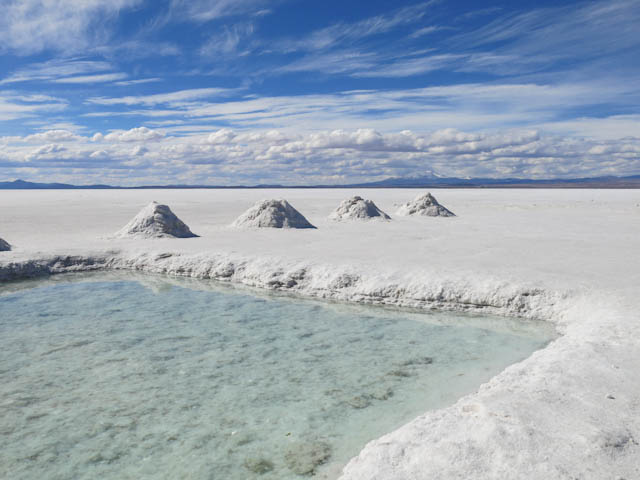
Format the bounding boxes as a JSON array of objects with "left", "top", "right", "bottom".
[{"left": 1, "top": 126, "right": 638, "bottom": 186}]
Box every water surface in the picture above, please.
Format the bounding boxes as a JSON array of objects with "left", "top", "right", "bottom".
[{"left": 0, "top": 273, "right": 554, "bottom": 479}]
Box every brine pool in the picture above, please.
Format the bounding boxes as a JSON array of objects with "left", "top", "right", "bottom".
[{"left": 0, "top": 273, "right": 555, "bottom": 480}]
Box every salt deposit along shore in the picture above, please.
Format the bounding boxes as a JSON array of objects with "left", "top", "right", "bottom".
[{"left": 1, "top": 188, "right": 639, "bottom": 479}]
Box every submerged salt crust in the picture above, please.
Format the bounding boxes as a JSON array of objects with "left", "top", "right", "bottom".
[
  {"left": 0, "top": 188, "right": 639, "bottom": 479},
  {"left": 0, "top": 272, "right": 552, "bottom": 479}
]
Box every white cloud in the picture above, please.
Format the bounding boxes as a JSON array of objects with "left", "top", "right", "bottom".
[
  {"left": 409, "top": 26, "right": 444, "bottom": 39},
  {"left": 89, "top": 150, "right": 109, "bottom": 159},
  {"left": 102, "top": 127, "right": 164, "bottom": 142},
  {"left": 24, "top": 130, "right": 81, "bottom": 142},
  {"left": 86, "top": 87, "right": 241, "bottom": 107},
  {"left": 0, "top": 0, "right": 143, "bottom": 55},
  {"left": 130, "top": 145, "right": 149, "bottom": 156},
  {"left": 207, "top": 128, "right": 237, "bottom": 144},
  {"left": 352, "top": 54, "right": 464, "bottom": 78},
  {"left": 53, "top": 73, "right": 128, "bottom": 84},
  {"left": 170, "top": 0, "right": 275, "bottom": 23},
  {"left": 200, "top": 23, "right": 255, "bottom": 56},
  {"left": 449, "top": 0, "right": 640, "bottom": 77},
  {"left": 25, "top": 143, "right": 66, "bottom": 160},
  {"left": 278, "top": 2, "right": 434, "bottom": 52},
  {"left": 82, "top": 81, "right": 638, "bottom": 136},
  {"left": 1, "top": 59, "right": 117, "bottom": 85},
  {"left": 114, "top": 78, "right": 162, "bottom": 86},
  {"left": 4, "top": 124, "right": 638, "bottom": 185},
  {"left": 0, "top": 92, "right": 67, "bottom": 121}
]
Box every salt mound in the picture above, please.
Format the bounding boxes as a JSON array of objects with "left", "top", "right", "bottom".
[
  {"left": 396, "top": 193, "right": 455, "bottom": 217},
  {"left": 114, "top": 201, "right": 198, "bottom": 238},
  {"left": 329, "top": 196, "right": 391, "bottom": 221},
  {"left": 232, "top": 199, "right": 316, "bottom": 229},
  {"left": 0, "top": 238, "right": 11, "bottom": 251}
]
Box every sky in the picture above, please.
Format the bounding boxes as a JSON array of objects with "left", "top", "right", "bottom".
[{"left": 0, "top": 0, "right": 639, "bottom": 186}]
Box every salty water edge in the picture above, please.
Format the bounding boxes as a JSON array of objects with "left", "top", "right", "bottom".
[{"left": 0, "top": 272, "right": 555, "bottom": 479}]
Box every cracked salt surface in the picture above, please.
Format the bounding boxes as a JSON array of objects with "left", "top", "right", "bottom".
[{"left": 0, "top": 273, "right": 553, "bottom": 480}]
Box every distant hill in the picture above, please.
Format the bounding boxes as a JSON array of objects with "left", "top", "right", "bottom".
[
  {"left": 348, "top": 174, "right": 640, "bottom": 188},
  {"left": 1, "top": 175, "right": 639, "bottom": 190},
  {"left": 0, "top": 179, "right": 114, "bottom": 190}
]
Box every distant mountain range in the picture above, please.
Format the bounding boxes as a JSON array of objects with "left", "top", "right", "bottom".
[{"left": 1, "top": 175, "right": 640, "bottom": 190}]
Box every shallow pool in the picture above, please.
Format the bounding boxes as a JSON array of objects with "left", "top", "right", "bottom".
[{"left": 0, "top": 273, "right": 554, "bottom": 479}]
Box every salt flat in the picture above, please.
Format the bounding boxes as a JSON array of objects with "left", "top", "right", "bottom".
[{"left": 1, "top": 188, "right": 639, "bottom": 479}]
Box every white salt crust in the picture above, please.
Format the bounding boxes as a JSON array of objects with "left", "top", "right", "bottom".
[{"left": 0, "top": 188, "right": 639, "bottom": 479}]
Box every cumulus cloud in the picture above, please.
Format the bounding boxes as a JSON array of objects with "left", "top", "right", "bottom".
[
  {"left": 130, "top": 145, "right": 149, "bottom": 156},
  {"left": 24, "top": 130, "right": 82, "bottom": 143},
  {"left": 101, "top": 127, "right": 165, "bottom": 142},
  {"left": 206, "top": 128, "right": 237, "bottom": 144},
  {"left": 25, "top": 143, "right": 66, "bottom": 160},
  {"left": 4, "top": 125, "right": 638, "bottom": 185},
  {"left": 89, "top": 150, "right": 109, "bottom": 159}
]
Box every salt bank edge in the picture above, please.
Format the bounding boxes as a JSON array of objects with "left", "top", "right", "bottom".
[{"left": 1, "top": 246, "right": 638, "bottom": 479}]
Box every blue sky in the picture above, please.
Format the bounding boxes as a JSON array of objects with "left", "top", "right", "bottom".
[{"left": 1, "top": 0, "right": 639, "bottom": 185}]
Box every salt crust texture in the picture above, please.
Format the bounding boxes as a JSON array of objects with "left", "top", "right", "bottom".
[
  {"left": 0, "top": 238, "right": 10, "bottom": 251},
  {"left": 396, "top": 192, "right": 456, "bottom": 217},
  {"left": 329, "top": 196, "right": 391, "bottom": 221},
  {"left": 232, "top": 199, "right": 316, "bottom": 229},
  {"left": 1, "top": 189, "right": 639, "bottom": 479},
  {"left": 114, "top": 201, "right": 198, "bottom": 238}
]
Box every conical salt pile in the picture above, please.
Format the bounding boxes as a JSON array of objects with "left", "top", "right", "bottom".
[
  {"left": 329, "top": 196, "right": 391, "bottom": 221},
  {"left": 395, "top": 193, "right": 455, "bottom": 217},
  {"left": 232, "top": 199, "right": 316, "bottom": 229},
  {"left": 114, "top": 201, "right": 198, "bottom": 238},
  {"left": 0, "top": 237, "right": 11, "bottom": 251}
]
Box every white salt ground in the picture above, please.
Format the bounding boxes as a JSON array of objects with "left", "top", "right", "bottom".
[{"left": 1, "top": 188, "right": 639, "bottom": 479}]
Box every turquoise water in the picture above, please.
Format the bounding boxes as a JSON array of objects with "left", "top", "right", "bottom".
[{"left": 0, "top": 273, "right": 554, "bottom": 480}]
